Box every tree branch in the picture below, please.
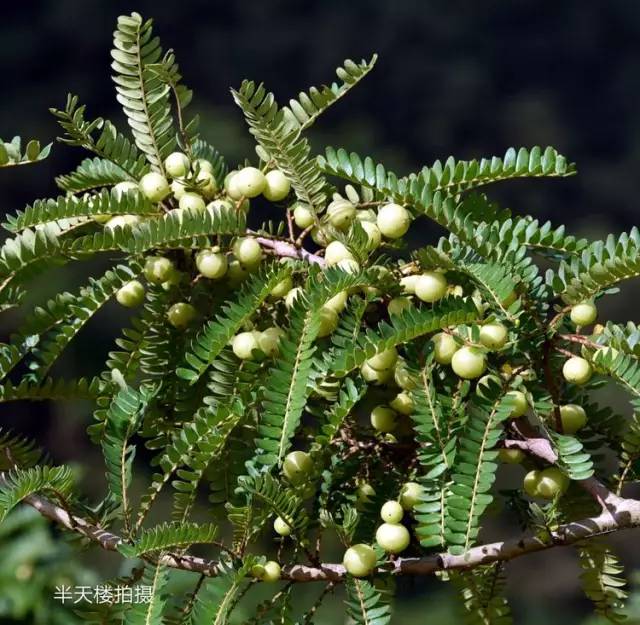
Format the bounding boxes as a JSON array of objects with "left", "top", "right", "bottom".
[{"left": 255, "top": 236, "right": 325, "bottom": 266}]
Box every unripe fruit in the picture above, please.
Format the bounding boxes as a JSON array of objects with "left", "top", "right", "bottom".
[
  {"left": 164, "top": 152, "right": 190, "bottom": 178},
  {"left": 376, "top": 522, "right": 410, "bottom": 554},
  {"left": 293, "top": 204, "right": 315, "bottom": 229},
  {"left": 356, "top": 208, "right": 377, "bottom": 223},
  {"left": 343, "top": 544, "right": 376, "bottom": 578},
  {"left": 207, "top": 199, "right": 233, "bottom": 214},
  {"left": 232, "top": 331, "right": 259, "bottom": 360},
  {"left": 451, "top": 346, "right": 487, "bottom": 379},
  {"left": 498, "top": 448, "right": 526, "bottom": 464},
  {"left": 144, "top": 256, "right": 175, "bottom": 284},
  {"left": 432, "top": 332, "right": 459, "bottom": 365},
  {"left": 537, "top": 467, "right": 570, "bottom": 499},
  {"left": 116, "top": 280, "right": 144, "bottom": 308},
  {"left": 263, "top": 169, "right": 291, "bottom": 201},
  {"left": 506, "top": 390, "right": 528, "bottom": 418},
  {"left": 112, "top": 180, "right": 139, "bottom": 199},
  {"left": 336, "top": 259, "right": 360, "bottom": 274},
  {"left": 361, "top": 362, "right": 393, "bottom": 385},
  {"left": 559, "top": 404, "right": 587, "bottom": 434},
  {"left": 179, "top": 192, "right": 206, "bottom": 212},
  {"left": 270, "top": 276, "right": 293, "bottom": 299},
  {"left": 570, "top": 301, "right": 597, "bottom": 326},
  {"left": 400, "top": 275, "right": 419, "bottom": 294},
  {"left": 193, "top": 159, "right": 214, "bottom": 174},
  {"left": 326, "top": 199, "right": 356, "bottom": 230},
  {"left": 377, "top": 203, "right": 410, "bottom": 239},
  {"left": 227, "top": 259, "right": 249, "bottom": 284},
  {"left": 259, "top": 327, "right": 283, "bottom": 357},
  {"left": 324, "top": 241, "right": 355, "bottom": 266},
  {"left": 390, "top": 392, "right": 414, "bottom": 415},
  {"left": 415, "top": 272, "right": 448, "bottom": 303},
  {"left": 283, "top": 451, "right": 313, "bottom": 485},
  {"left": 361, "top": 220, "right": 382, "bottom": 250},
  {"left": 399, "top": 482, "right": 423, "bottom": 510},
  {"left": 195, "top": 169, "right": 217, "bottom": 199},
  {"left": 262, "top": 561, "right": 281, "bottom": 582},
  {"left": 325, "top": 290, "right": 348, "bottom": 313},
  {"left": 370, "top": 405, "right": 398, "bottom": 433},
  {"left": 225, "top": 171, "right": 242, "bottom": 200},
  {"left": 196, "top": 249, "right": 228, "bottom": 279},
  {"left": 523, "top": 470, "right": 541, "bottom": 497},
  {"left": 139, "top": 172, "right": 170, "bottom": 202},
  {"left": 161, "top": 268, "right": 182, "bottom": 290},
  {"left": 356, "top": 482, "right": 376, "bottom": 504},
  {"left": 167, "top": 302, "right": 196, "bottom": 328},
  {"left": 366, "top": 347, "right": 398, "bottom": 371},
  {"left": 562, "top": 357, "right": 593, "bottom": 385},
  {"left": 233, "top": 237, "right": 263, "bottom": 267},
  {"left": 318, "top": 306, "right": 338, "bottom": 337},
  {"left": 273, "top": 516, "right": 291, "bottom": 537},
  {"left": 171, "top": 178, "right": 188, "bottom": 199},
  {"left": 105, "top": 214, "right": 140, "bottom": 230},
  {"left": 479, "top": 323, "right": 508, "bottom": 350},
  {"left": 394, "top": 360, "right": 417, "bottom": 390},
  {"left": 380, "top": 500, "right": 404, "bottom": 523},
  {"left": 388, "top": 297, "right": 411, "bottom": 316},
  {"left": 234, "top": 167, "right": 266, "bottom": 198},
  {"left": 311, "top": 226, "right": 330, "bottom": 246},
  {"left": 285, "top": 287, "right": 303, "bottom": 309}
]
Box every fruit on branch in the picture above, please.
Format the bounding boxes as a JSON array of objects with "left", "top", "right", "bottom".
[
  {"left": 562, "top": 356, "right": 593, "bottom": 385},
  {"left": 394, "top": 360, "right": 417, "bottom": 390},
  {"left": 432, "top": 332, "right": 459, "bottom": 365},
  {"left": 234, "top": 166, "right": 266, "bottom": 198},
  {"left": 116, "top": 280, "right": 144, "bottom": 308},
  {"left": 232, "top": 331, "right": 259, "bottom": 360},
  {"left": 342, "top": 544, "right": 377, "bottom": 578},
  {"left": 356, "top": 482, "right": 376, "bottom": 505},
  {"left": 326, "top": 199, "right": 356, "bottom": 231},
  {"left": 293, "top": 204, "right": 314, "bottom": 229},
  {"left": 258, "top": 327, "right": 284, "bottom": 356},
  {"left": 139, "top": 172, "right": 170, "bottom": 202},
  {"left": 570, "top": 301, "right": 597, "bottom": 326},
  {"left": 324, "top": 290, "right": 348, "bottom": 313},
  {"left": 523, "top": 470, "right": 542, "bottom": 498},
  {"left": 361, "top": 220, "right": 382, "bottom": 250},
  {"left": 380, "top": 500, "right": 404, "bottom": 523},
  {"left": 399, "top": 482, "right": 424, "bottom": 510},
  {"left": 273, "top": 516, "right": 291, "bottom": 537},
  {"left": 104, "top": 214, "right": 141, "bottom": 230},
  {"left": 263, "top": 169, "right": 291, "bottom": 201},
  {"left": 164, "top": 151, "right": 190, "bottom": 178},
  {"left": 324, "top": 241, "right": 355, "bottom": 266},
  {"left": 366, "top": 347, "right": 398, "bottom": 371},
  {"left": 524, "top": 468, "right": 570, "bottom": 499},
  {"left": 194, "top": 158, "right": 213, "bottom": 174},
  {"left": 262, "top": 561, "right": 282, "bottom": 582},
  {"left": 451, "top": 346, "right": 487, "bottom": 379},
  {"left": 171, "top": 178, "right": 187, "bottom": 199},
  {"left": 498, "top": 448, "right": 525, "bottom": 464},
  {"left": 377, "top": 203, "right": 410, "bottom": 239},
  {"left": 400, "top": 275, "right": 419, "bottom": 294},
  {"left": 318, "top": 306, "right": 339, "bottom": 337},
  {"left": 166, "top": 302, "right": 196, "bottom": 328},
  {"left": 195, "top": 169, "right": 217, "bottom": 199},
  {"left": 227, "top": 259, "right": 249, "bottom": 285},
  {"left": 178, "top": 192, "right": 205, "bottom": 212},
  {"left": 196, "top": 248, "right": 228, "bottom": 279},
  {"left": 479, "top": 323, "right": 508, "bottom": 350},
  {"left": 387, "top": 296, "right": 411, "bottom": 316},
  {"left": 144, "top": 256, "right": 175, "bottom": 284},
  {"left": 415, "top": 272, "right": 448, "bottom": 303},
  {"left": 390, "top": 391, "right": 414, "bottom": 415},
  {"left": 233, "top": 237, "right": 263, "bottom": 267},
  {"left": 282, "top": 451, "right": 313, "bottom": 485},
  {"left": 559, "top": 404, "right": 587, "bottom": 434},
  {"left": 376, "top": 522, "right": 410, "bottom": 554},
  {"left": 370, "top": 405, "right": 398, "bottom": 433},
  {"left": 112, "top": 180, "right": 139, "bottom": 199},
  {"left": 270, "top": 276, "right": 293, "bottom": 299},
  {"left": 506, "top": 390, "right": 528, "bottom": 418},
  {"left": 224, "top": 171, "right": 242, "bottom": 200},
  {"left": 361, "top": 362, "right": 393, "bottom": 384}
]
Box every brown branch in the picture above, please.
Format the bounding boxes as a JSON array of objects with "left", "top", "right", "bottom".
[{"left": 255, "top": 236, "right": 325, "bottom": 266}]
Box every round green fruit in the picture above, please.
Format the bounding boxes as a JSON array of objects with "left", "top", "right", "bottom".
[
  {"left": 432, "top": 332, "right": 459, "bottom": 365},
  {"left": 293, "top": 204, "right": 315, "bottom": 229},
  {"left": 507, "top": 390, "right": 528, "bottom": 418},
  {"left": 366, "top": 347, "right": 398, "bottom": 371},
  {"left": 116, "top": 280, "right": 144, "bottom": 308},
  {"left": 311, "top": 226, "right": 330, "bottom": 246},
  {"left": 258, "top": 327, "right": 283, "bottom": 357},
  {"left": 167, "top": 302, "right": 196, "bottom": 328},
  {"left": 194, "top": 158, "right": 214, "bottom": 174},
  {"left": 234, "top": 166, "right": 266, "bottom": 198},
  {"left": 324, "top": 241, "right": 355, "bottom": 266},
  {"left": 356, "top": 482, "right": 376, "bottom": 504},
  {"left": 390, "top": 392, "right": 414, "bottom": 415},
  {"left": 326, "top": 199, "right": 356, "bottom": 230},
  {"left": 562, "top": 357, "right": 593, "bottom": 385},
  {"left": 498, "top": 448, "right": 525, "bottom": 464},
  {"left": 270, "top": 276, "right": 293, "bottom": 299},
  {"left": 570, "top": 301, "right": 597, "bottom": 326},
  {"left": 224, "top": 171, "right": 242, "bottom": 200},
  {"left": 523, "top": 470, "right": 542, "bottom": 497},
  {"left": 104, "top": 214, "right": 140, "bottom": 230},
  {"left": 179, "top": 192, "right": 205, "bottom": 212},
  {"left": 196, "top": 249, "right": 228, "bottom": 279},
  {"left": 380, "top": 500, "right": 404, "bottom": 524},
  {"left": 479, "top": 323, "right": 508, "bottom": 350},
  {"left": 388, "top": 297, "right": 411, "bottom": 316},
  {"left": 263, "top": 169, "right": 291, "bottom": 201},
  {"left": 415, "top": 272, "right": 448, "bottom": 303},
  {"left": 171, "top": 178, "right": 187, "bottom": 199},
  {"left": 112, "top": 180, "right": 138, "bottom": 199},
  {"left": 283, "top": 451, "right": 313, "bottom": 485},
  {"left": 233, "top": 237, "right": 263, "bottom": 267},
  {"left": 559, "top": 404, "right": 587, "bottom": 434},
  {"left": 144, "top": 256, "right": 175, "bottom": 284},
  {"left": 139, "top": 172, "right": 170, "bottom": 202},
  {"left": 361, "top": 220, "right": 382, "bottom": 250},
  {"left": 399, "top": 482, "right": 423, "bottom": 510},
  {"left": 227, "top": 259, "right": 249, "bottom": 285},
  {"left": 164, "top": 152, "right": 190, "bottom": 178},
  {"left": 451, "top": 346, "right": 487, "bottom": 379},
  {"left": 273, "top": 516, "right": 291, "bottom": 537},
  {"left": 262, "top": 561, "right": 281, "bottom": 582},
  {"left": 394, "top": 360, "right": 417, "bottom": 390},
  {"left": 361, "top": 362, "right": 393, "bottom": 385},
  {"left": 342, "top": 544, "right": 376, "bottom": 578},
  {"left": 400, "top": 275, "right": 419, "bottom": 294},
  {"left": 232, "top": 331, "right": 259, "bottom": 360},
  {"left": 195, "top": 169, "right": 217, "bottom": 199},
  {"left": 325, "top": 290, "right": 348, "bottom": 313},
  {"left": 370, "top": 405, "right": 398, "bottom": 433},
  {"left": 318, "top": 306, "right": 338, "bottom": 337},
  {"left": 536, "top": 467, "right": 570, "bottom": 499},
  {"left": 377, "top": 203, "right": 410, "bottom": 239},
  {"left": 376, "top": 522, "right": 410, "bottom": 554}
]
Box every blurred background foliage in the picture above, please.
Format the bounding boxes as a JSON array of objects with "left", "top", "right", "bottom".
[{"left": 0, "top": 1, "right": 639, "bottom": 623}]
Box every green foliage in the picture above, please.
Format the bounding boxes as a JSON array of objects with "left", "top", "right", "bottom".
[
  {"left": 454, "top": 564, "right": 513, "bottom": 625},
  {"left": 123, "top": 564, "right": 169, "bottom": 625},
  {"left": 118, "top": 521, "right": 218, "bottom": 558},
  {"left": 344, "top": 578, "right": 392, "bottom": 625},
  {"left": 0, "top": 135, "right": 52, "bottom": 167}
]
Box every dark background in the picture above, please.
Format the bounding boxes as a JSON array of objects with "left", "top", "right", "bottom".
[{"left": 1, "top": 1, "right": 639, "bottom": 623}]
